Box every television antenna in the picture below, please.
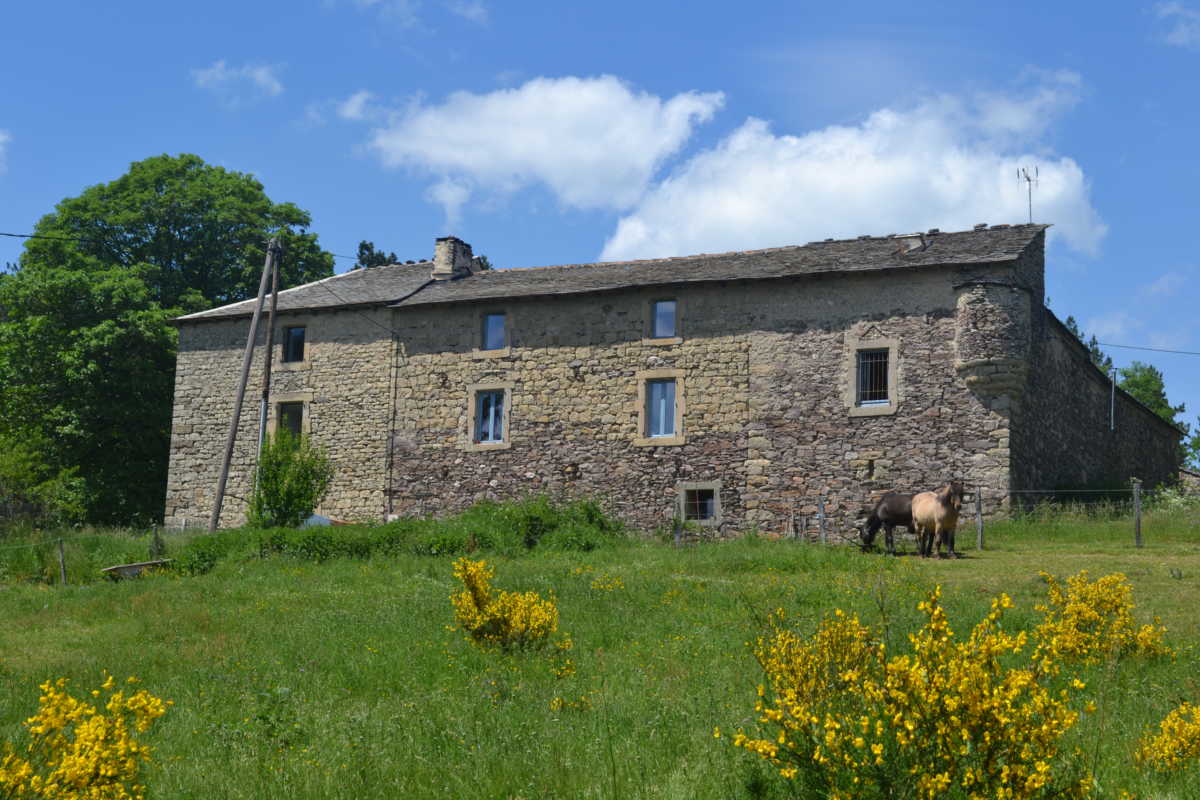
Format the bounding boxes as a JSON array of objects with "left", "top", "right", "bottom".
[{"left": 1018, "top": 166, "right": 1038, "bottom": 224}]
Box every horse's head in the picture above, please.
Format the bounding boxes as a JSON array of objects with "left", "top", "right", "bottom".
[{"left": 943, "top": 480, "right": 965, "bottom": 511}]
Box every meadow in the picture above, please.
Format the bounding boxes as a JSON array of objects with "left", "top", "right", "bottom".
[{"left": 0, "top": 497, "right": 1198, "bottom": 799}]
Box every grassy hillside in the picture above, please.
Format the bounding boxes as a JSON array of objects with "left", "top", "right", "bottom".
[{"left": 1, "top": 501, "right": 1197, "bottom": 798}]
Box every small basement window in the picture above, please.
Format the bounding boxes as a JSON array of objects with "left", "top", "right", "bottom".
[
  {"left": 283, "top": 326, "right": 306, "bottom": 363},
  {"left": 684, "top": 488, "right": 716, "bottom": 521},
  {"left": 277, "top": 401, "right": 304, "bottom": 438},
  {"left": 856, "top": 349, "right": 889, "bottom": 405}
]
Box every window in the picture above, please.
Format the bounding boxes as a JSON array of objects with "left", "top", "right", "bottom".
[
  {"left": 651, "top": 300, "right": 676, "bottom": 339},
  {"left": 482, "top": 313, "right": 507, "bottom": 351},
  {"left": 278, "top": 402, "right": 304, "bottom": 438},
  {"left": 677, "top": 481, "right": 722, "bottom": 526},
  {"left": 856, "top": 349, "right": 889, "bottom": 405},
  {"left": 635, "top": 369, "right": 685, "bottom": 446},
  {"left": 282, "top": 326, "right": 306, "bottom": 363},
  {"left": 645, "top": 379, "right": 676, "bottom": 438},
  {"left": 683, "top": 488, "right": 716, "bottom": 521},
  {"left": 475, "top": 390, "right": 505, "bottom": 444}
]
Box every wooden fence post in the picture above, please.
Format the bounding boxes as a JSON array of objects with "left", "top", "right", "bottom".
[
  {"left": 57, "top": 538, "right": 67, "bottom": 585},
  {"left": 975, "top": 487, "right": 984, "bottom": 551},
  {"left": 818, "top": 496, "right": 827, "bottom": 545},
  {"left": 1132, "top": 478, "right": 1143, "bottom": 548},
  {"left": 673, "top": 516, "right": 682, "bottom": 548}
]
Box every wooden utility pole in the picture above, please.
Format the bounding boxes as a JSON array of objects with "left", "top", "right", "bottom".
[
  {"left": 257, "top": 245, "right": 282, "bottom": 453},
  {"left": 209, "top": 238, "right": 282, "bottom": 532},
  {"left": 975, "top": 488, "right": 984, "bottom": 551}
]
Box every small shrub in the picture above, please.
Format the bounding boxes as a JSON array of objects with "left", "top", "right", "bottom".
[
  {"left": 248, "top": 430, "right": 334, "bottom": 529},
  {"left": 0, "top": 674, "right": 170, "bottom": 800},
  {"left": 450, "top": 558, "right": 558, "bottom": 650},
  {"left": 730, "top": 589, "right": 1090, "bottom": 799},
  {"left": 1034, "top": 570, "right": 1171, "bottom": 665},
  {"left": 1136, "top": 702, "right": 1200, "bottom": 772}
]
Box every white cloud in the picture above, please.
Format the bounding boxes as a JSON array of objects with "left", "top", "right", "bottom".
[
  {"left": 337, "top": 90, "right": 381, "bottom": 121},
  {"left": 446, "top": 0, "right": 487, "bottom": 23},
  {"left": 1156, "top": 3, "right": 1200, "bottom": 48},
  {"left": 601, "top": 72, "right": 1106, "bottom": 261},
  {"left": 1141, "top": 271, "right": 1188, "bottom": 297},
  {"left": 426, "top": 177, "right": 471, "bottom": 230},
  {"left": 367, "top": 76, "right": 723, "bottom": 220},
  {"left": 0, "top": 129, "right": 10, "bottom": 175},
  {"left": 191, "top": 60, "right": 284, "bottom": 107},
  {"left": 1085, "top": 311, "right": 1140, "bottom": 342}
]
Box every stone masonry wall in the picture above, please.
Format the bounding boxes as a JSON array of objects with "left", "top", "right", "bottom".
[
  {"left": 164, "top": 307, "right": 394, "bottom": 528},
  {"left": 388, "top": 262, "right": 1020, "bottom": 537},
  {"left": 1011, "top": 314, "right": 1181, "bottom": 493}
]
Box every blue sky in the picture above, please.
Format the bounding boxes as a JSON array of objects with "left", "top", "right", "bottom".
[{"left": 1, "top": 0, "right": 1197, "bottom": 430}]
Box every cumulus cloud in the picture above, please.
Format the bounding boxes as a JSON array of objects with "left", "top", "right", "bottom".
[
  {"left": 191, "top": 60, "right": 284, "bottom": 107},
  {"left": 1140, "top": 271, "right": 1188, "bottom": 297},
  {"left": 601, "top": 72, "right": 1106, "bottom": 260},
  {"left": 1156, "top": 2, "right": 1200, "bottom": 48},
  {"left": 0, "top": 129, "right": 9, "bottom": 175},
  {"left": 367, "top": 76, "right": 723, "bottom": 220},
  {"left": 446, "top": 0, "right": 487, "bottom": 23}
]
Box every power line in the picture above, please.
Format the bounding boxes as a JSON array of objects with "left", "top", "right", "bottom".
[{"left": 1098, "top": 342, "right": 1200, "bottom": 357}]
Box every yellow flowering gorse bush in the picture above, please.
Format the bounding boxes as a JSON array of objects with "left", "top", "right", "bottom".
[
  {"left": 732, "top": 588, "right": 1090, "bottom": 800},
  {"left": 0, "top": 675, "right": 170, "bottom": 800},
  {"left": 1136, "top": 702, "right": 1200, "bottom": 772},
  {"left": 451, "top": 558, "right": 558, "bottom": 650},
  {"left": 1034, "top": 571, "right": 1170, "bottom": 666}
]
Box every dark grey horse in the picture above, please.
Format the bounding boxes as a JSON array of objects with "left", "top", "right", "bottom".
[{"left": 862, "top": 493, "right": 915, "bottom": 555}]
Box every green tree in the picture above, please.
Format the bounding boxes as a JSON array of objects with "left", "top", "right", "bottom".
[
  {"left": 1184, "top": 417, "right": 1200, "bottom": 471},
  {"left": 0, "top": 154, "right": 334, "bottom": 524},
  {"left": 248, "top": 431, "right": 335, "bottom": 528},
  {"left": 18, "top": 153, "right": 333, "bottom": 307},
  {"left": 354, "top": 240, "right": 398, "bottom": 269},
  {"left": 1063, "top": 315, "right": 1113, "bottom": 372}
]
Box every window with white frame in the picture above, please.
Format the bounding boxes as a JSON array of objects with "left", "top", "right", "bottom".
[
  {"left": 645, "top": 378, "right": 676, "bottom": 438},
  {"left": 650, "top": 300, "right": 677, "bottom": 339},
  {"left": 474, "top": 389, "right": 506, "bottom": 444},
  {"left": 481, "top": 312, "right": 507, "bottom": 351}
]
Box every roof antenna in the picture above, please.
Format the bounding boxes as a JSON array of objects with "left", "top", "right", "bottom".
[{"left": 1018, "top": 166, "right": 1038, "bottom": 224}]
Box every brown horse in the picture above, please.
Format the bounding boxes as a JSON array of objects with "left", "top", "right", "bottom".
[{"left": 911, "top": 481, "right": 965, "bottom": 558}]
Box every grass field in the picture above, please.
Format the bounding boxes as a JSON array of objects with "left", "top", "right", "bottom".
[{"left": 1, "top": 501, "right": 1198, "bottom": 799}]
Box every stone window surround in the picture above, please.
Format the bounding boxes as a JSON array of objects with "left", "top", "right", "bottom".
[
  {"left": 474, "top": 309, "right": 511, "bottom": 359},
  {"left": 843, "top": 332, "right": 900, "bottom": 417},
  {"left": 465, "top": 382, "right": 513, "bottom": 451},
  {"left": 643, "top": 296, "right": 683, "bottom": 346},
  {"left": 268, "top": 390, "right": 313, "bottom": 436},
  {"left": 634, "top": 368, "right": 686, "bottom": 447},
  {"left": 677, "top": 480, "right": 722, "bottom": 526},
  {"left": 274, "top": 315, "right": 313, "bottom": 372}
]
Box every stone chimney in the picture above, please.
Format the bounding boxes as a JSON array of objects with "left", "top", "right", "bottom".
[{"left": 431, "top": 236, "right": 474, "bottom": 280}]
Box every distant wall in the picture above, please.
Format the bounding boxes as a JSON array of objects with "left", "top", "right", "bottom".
[{"left": 1011, "top": 313, "right": 1180, "bottom": 493}]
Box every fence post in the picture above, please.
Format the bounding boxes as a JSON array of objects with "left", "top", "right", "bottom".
[
  {"left": 57, "top": 538, "right": 67, "bottom": 585},
  {"left": 975, "top": 487, "right": 984, "bottom": 551},
  {"left": 818, "top": 496, "right": 827, "bottom": 545},
  {"left": 673, "top": 516, "right": 682, "bottom": 548},
  {"left": 789, "top": 510, "right": 796, "bottom": 541},
  {"left": 1132, "top": 478, "right": 1142, "bottom": 548}
]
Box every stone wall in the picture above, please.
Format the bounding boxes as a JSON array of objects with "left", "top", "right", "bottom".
[
  {"left": 1011, "top": 313, "right": 1181, "bottom": 493},
  {"left": 388, "top": 261, "right": 1020, "bottom": 536},
  {"left": 164, "top": 307, "right": 394, "bottom": 528}
]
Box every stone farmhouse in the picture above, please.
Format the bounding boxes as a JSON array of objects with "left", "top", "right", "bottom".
[{"left": 165, "top": 224, "right": 1180, "bottom": 534}]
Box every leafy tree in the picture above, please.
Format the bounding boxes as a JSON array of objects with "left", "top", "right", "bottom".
[
  {"left": 1184, "top": 417, "right": 1200, "bottom": 471},
  {"left": 0, "top": 154, "right": 334, "bottom": 524},
  {"left": 475, "top": 255, "right": 493, "bottom": 271},
  {"left": 248, "top": 431, "right": 335, "bottom": 528},
  {"left": 18, "top": 153, "right": 333, "bottom": 307},
  {"left": 354, "top": 240, "right": 398, "bottom": 269},
  {"left": 1063, "top": 315, "right": 1113, "bottom": 372}
]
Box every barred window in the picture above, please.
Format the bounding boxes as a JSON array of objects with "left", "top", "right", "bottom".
[
  {"left": 856, "top": 349, "right": 890, "bottom": 405},
  {"left": 683, "top": 488, "right": 716, "bottom": 521}
]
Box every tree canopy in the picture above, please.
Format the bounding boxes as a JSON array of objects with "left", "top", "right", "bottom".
[
  {"left": 354, "top": 240, "right": 398, "bottom": 269},
  {"left": 0, "top": 154, "right": 334, "bottom": 524}
]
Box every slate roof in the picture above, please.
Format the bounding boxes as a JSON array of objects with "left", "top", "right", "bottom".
[
  {"left": 176, "top": 261, "right": 433, "bottom": 321},
  {"left": 394, "top": 224, "right": 1048, "bottom": 308},
  {"left": 177, "top": 224, "right": 1047, "bottom": 321}
]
